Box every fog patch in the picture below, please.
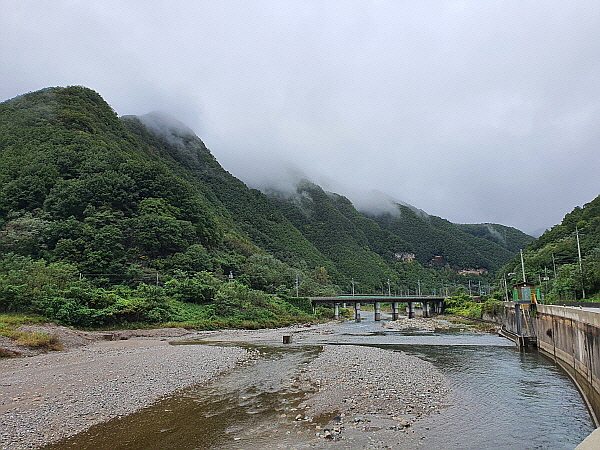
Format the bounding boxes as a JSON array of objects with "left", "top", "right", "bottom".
[
  {"left": 347, "top": 190, "right": 401, "bottom": 217},
  {"left": 248, "top": 165, "right": 312, "bottom": 198},
  {"left": 485, "top": 223, "right": 506, "bottom": 243},
  {"left": 136, "top": 111, "right": 196, "bottom": 147}
]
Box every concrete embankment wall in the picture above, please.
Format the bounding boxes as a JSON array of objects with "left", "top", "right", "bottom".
[
  {"left": 491, "top": 304, "right": 600, "bottom": 425},
  {"left": 533, "top": 305, "right": 600, "bottom": 425}
]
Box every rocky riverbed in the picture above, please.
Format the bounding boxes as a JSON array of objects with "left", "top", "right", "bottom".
[
  {"left": 292, "top": 345, "right": 450, "bottom": 446},
  {"left": 198, "top": 321, "right": 451, "bottom": 448},
  {"left": 1, "top": 320, "right": 451, "bottom": 449},
  {"left": 382, "top": 317, "right": 449, "bottom": 332},
  {"left": 0, "top": 334, "right": 250, "bottom": 450}
]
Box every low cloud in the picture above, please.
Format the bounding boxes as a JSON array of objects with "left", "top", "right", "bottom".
[{"left": 1, "top": 1, "right": 599, "bottom": 234}]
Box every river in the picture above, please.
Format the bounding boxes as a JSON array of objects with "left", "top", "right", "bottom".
[{"left": 45, "top": 312, "right": 595, "bottom": 450}]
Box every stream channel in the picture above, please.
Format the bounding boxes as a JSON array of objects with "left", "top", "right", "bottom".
[{"left": 46, "top": 312, "right": 595, "bottom": 450}]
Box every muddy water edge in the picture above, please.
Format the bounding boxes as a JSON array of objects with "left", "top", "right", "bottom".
[{"left": 43, "top": 314, "right": 595, "bottom": 450}]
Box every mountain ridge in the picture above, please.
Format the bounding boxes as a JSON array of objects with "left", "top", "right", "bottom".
[{"left": 0, "top": 86, "right": 533, "bottom": 304}]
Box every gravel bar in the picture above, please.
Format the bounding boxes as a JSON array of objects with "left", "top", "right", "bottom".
[
  {"left": 299, "top": 345, "right": 449, "bottom": 419},
  {"left": 292, "top": 344, "right": 450, "bottom": 447},
  {"left": 0, "top": 340, "right": 249, "bottom": 449},
  {"left": 1, "top": 321, "right": 452, "bottom": 449}
]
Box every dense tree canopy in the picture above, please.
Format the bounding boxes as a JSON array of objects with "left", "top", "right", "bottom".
[
  {"left": 498, "top": 195, "right": 600, "bottom": 302},
  {"left": 0, "top": 86, "right": 533, "bottom": 327}
]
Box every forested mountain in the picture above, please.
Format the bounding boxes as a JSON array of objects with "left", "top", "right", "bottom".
[
  {"left": 456, "top": 223, "right": 534, "bottom": 254},
  {"left": 267, "top": 181, "right": 398, "bottom": 290},
  {"left": 268, "top": 182, "right": 533, "bottom": 274},
  {"left": 499, "top": 195, "right": 600, "bottom": 302},
  {"left": 0, "top": 86, "right": 533, "bottom": 326}
]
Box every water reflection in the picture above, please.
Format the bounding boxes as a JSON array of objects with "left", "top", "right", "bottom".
[{"left": 370, "top": 342, "right": 593, "bottom": 450}]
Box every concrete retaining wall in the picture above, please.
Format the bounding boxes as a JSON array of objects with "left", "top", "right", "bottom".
[
  {"left": 497, "top": 304, "right": 600, "bottom": 426},
  {"left": 533, "top": 305, "right": 600, "bottom": 425}
]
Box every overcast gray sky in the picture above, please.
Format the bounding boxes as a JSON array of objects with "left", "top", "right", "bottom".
[{"left": 2, "top": 1, "right": 599, "bottom": 235}]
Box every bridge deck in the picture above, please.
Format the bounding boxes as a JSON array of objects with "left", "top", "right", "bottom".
[
  {"left": 309, "top": 296, "right": 446, "bottom": 321},
  {"left": 310, "top": 296, "right": 446, "bottom": 304}
]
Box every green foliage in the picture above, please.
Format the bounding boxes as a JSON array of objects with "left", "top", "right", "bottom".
[
  {"left": 0, "top": 86, "right": 529, "bottom": 330},
  {"left": 165, "top": 271, "right": 219, "bottom": 304},
  {"left": 456, "top": 223, "right": 534, "bottom": 253},
  {"left": 0, "top": 211, "right": 50, "bottom": 256},
  {"left": 281, "top": 296, "right": 313, "bottom": 314},
  {"left": 371, "top": 206, "right": 525, "bottom": 271},
  {"left": 481, "top": 298, "right": 504, "bottom": 316},
  {"left": 314, "top": 305, "right": 336, "bottom": 319},
  {"left": 444, "top": 289, "right": 483, "bottom": 318},
  {"left": 498, "top": 195, "right": 600, "bottom": 302},
  {"left": 242, "top": 253, "right": 295, "bottom": 293}
]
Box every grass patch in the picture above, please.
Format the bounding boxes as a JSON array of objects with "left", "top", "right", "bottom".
[
  {"left": 0, "top": 313, "right": 63, "bottom": 352},
  {"left": 14, "top": 331, "right": 63, "bottom": 350},
  {"left": 438, "top": 315, "right": 476, "bottom": 324},
  {"left": 470, "top": 322, "right": 500, "bottom": 333},
  {"left": 437, "top": 314, "right": 499, "bottom": 333},
  {"left": 0, "top": 313, "right": 49, "bottom": 338}
]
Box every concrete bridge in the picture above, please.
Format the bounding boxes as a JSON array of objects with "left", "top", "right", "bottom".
[{"left": 309, "top": 296, "right": 446, "bottom": 322}]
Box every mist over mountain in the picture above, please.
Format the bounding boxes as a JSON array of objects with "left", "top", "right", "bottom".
[{"left": 0, "top": 86, "right": 535, "bottom": 306}]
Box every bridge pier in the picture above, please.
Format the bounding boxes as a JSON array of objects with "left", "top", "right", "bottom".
[
  {"left": 308, "top": 296, "right": 446, "bottom": 322},
  {"left": 334, "top": 303, "right": 340, "bottom": 320},
  {"left": 392, "top": 302, "right": 399, "bottom": 321}
]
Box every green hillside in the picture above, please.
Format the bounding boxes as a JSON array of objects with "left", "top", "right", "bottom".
[
  {"left": 0, "top": 86, "right": 531, "bottom": 328},
  {"left": 266, "top": 181, "right": 532, "bottom": 295},
  {"left": 121, "top": 113, "right": 336, "bottom": 281},
  {"left": 456, "top": 223, "right": 534, "bottom": 254},
  {"left": 498, "top": 195, "right": 600, "bottom": 302},
  {"left": 267, "top": 181, "right": 397, "bottom": 290},
  {"left": 367, "top": 206, "right": 532, "bottom": 271}
]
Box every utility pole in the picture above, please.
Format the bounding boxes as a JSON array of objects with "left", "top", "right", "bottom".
[
  {"left": 295, "top": 274, "right": 299, "bottom": 297},
  {"left": 417, "top": 280, "right": 421, "bottom": 296},
  {"left": 387, "top": 279, "right": 391, "bottom": 297},
  {"left": 351, "top": 278, "right": 355, "bottom": 296},
  {"left": 520, "top": 249, "right": 527, "bottom": 283},
  {"left": 576, "top": 226, "right": 586, "bottom": 299}
]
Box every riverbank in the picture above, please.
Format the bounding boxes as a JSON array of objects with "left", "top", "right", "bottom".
[
  {"left": 0, "top": 331, "right": 250, "bottom": 450},
  {"left": 1, "top": 321, "right": 450, "bottom": 449}
]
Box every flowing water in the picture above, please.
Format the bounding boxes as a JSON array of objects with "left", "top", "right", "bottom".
[{"left": 46, "top": 312, "right": 595, "bottom": 450}]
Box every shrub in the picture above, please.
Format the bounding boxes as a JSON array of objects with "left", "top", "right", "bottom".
[
  {"left": 482, "top": 298, "right": 503, "bottom": 316},
  {"left": 281, "top": 296, "right": 313, "bottom": 314},
  {"left": 444, "top": 288, "right": 483, "bottom": 319}
]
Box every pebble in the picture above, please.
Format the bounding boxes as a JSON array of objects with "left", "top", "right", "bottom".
[
  {"left": 0, "top": 343, "right": 249, "bottom": 450},
  {"left": 382, "top": 316, "right": 449, "bottom": 332},
  {"left": 295, "top": 344, "right": 450, "bottom": 443}
]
